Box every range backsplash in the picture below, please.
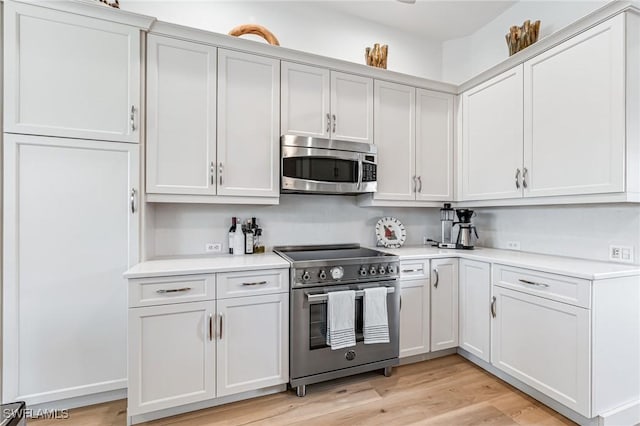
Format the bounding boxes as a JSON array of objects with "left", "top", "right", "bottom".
[{"left": 148, "top": 195, "right": 640, "bottom": 264}]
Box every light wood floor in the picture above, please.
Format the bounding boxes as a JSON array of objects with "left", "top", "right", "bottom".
[{"left": 31, "top": 355, "right": 575, "bottom": 426}]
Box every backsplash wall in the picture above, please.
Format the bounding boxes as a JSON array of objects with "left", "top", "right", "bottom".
[
  {"left": 150, "top": 195, "right": 441, "bottom": 257},
  {"left": 150, "top": 197, "right": 639, "bottom": 264}
]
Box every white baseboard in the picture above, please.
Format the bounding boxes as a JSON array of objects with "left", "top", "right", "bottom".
[
  {"left": 399, "top": 348, "right": 457, "bottom": 365},
  {"left": 26, "top": 388, "right": 127, "bottom": 411},
  {"left": 599, "top": 400, "right": 640, "bottom": 426}
]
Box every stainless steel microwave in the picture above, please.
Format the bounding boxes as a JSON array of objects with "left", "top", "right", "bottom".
[{"left": 281, "top": 135, "right": 377, "bottom": 195}]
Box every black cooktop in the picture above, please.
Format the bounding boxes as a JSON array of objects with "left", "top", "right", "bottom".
[{"left": 273, "top": 244, "right": 395, "bottom": 263}]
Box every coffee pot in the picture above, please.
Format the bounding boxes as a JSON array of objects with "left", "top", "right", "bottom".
[{"left": 454, "top": 209, "right": 479, "bottom": 249}]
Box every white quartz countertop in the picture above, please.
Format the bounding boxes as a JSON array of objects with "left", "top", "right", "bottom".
[
  {"left": 124, "top": 253, "right": 290, "bottom": 279},
  {"left": 376, "top": 246, "right": 640, "bottom": 281}
]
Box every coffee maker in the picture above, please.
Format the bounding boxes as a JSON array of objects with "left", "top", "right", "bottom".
[
  {"left": 454, "top": 209, "right": 479, "bottom": 249},
  {"left": 437, "top": 203, "right": 457, "bottom": 248}
]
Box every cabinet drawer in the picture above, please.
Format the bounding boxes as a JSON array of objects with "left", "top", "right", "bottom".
[
  {"left": 217, "top": 269, "right": 288, "bottom": 299},
  {"left": 129, "top": 275, "right": 215, "bottom": 307},
  {"left": 399, "top": 259, "right": 429, "bottom": 280},
  {"left": 493, "top": 265, "right": 591, "bottom": 308}
]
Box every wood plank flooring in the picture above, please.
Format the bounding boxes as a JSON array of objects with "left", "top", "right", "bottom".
[{"left": 30, "top": 355, "right": 575, "bottom": 426}]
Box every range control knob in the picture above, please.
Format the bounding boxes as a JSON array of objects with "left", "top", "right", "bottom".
[
  {"left": 369, "top": 266, "right": 377, "bottom": 276},
  {"left": 359, "top": 267, "right": 368, "bottom": 276},
  {"left": 379, "top": 266, "right": 386, "bottom": 275},
  {"left": 330, "top": 266, "right": 344, "bottom": 280},
  {"left": 387, "top": 265, "right": 396, "bottom": 274},
  {"left": 319, "top": 270, "right": 327, "bottom": 280},
  {"left": 302, "top": 271, "right": 310, "bottom": 281}
]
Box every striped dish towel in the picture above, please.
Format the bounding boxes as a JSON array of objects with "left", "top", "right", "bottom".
[
  {"left": 363, "top": 287, "right": 390, "bottom": 344},
  {"left": 326, "top": 290, "right": 356, "bottom": 350}
]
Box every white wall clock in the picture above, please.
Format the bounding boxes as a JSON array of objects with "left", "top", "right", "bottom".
[{"left": 375, "top": 217, "right": 407, "bottom": 248}]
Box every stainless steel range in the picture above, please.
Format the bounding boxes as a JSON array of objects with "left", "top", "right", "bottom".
[{"left": 274, "top": 244, "right": 400, "bottom": 397}]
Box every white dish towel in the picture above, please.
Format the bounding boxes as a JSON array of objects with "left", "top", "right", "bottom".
[
  {"left": 326, "top": 290, "right": 356, "bottom": 350},
  {"left": 363, "top": 287, "right": 390, "bottom": 344}
]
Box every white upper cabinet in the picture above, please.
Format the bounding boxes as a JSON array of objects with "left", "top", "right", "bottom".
[
  {"left": 331, "top": 71, "right": 374, "bottom": 143},
  {"left": 415, "top": 89, "right": 454, "bottom": 201},
  {"left": 217, "top": 49, "right": 280, "bottom": 197},
  {"left": 4, "top": 2, "right": 141, "bottom": 143},
  {"left": 462, "top": 66, "right": 524, "bottom": 201},
  {"left": 281, "top": 64, "right": 373, "bottom": 143},
  {"left": 523, "top": 15, "right": 625, "bottom": 198},
  {"left": 374, "top": 80, "right": 416, "bottom": 200},
  {"left": 374, "top": 83, "right": 454, "bottom": 203},
  {"left": 281, "top": 62, "right": 331, "bottom": 138},
  {"left": 146, "top": 35, "right": 217, "bottom": 195}
]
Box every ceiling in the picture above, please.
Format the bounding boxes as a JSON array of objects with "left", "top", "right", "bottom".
[{"left": 302, "top": 1, "right": 517, "bottom": 40}]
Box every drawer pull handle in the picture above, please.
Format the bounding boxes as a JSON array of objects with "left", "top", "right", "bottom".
[
  {"left": 156, "top": 287, "right": 192, "bottom": 294},
  {"left": 219, "top": 313, "right": 223, "bottom": 340},
  {"left": 433, "top": 268, "right": 439, "bottom": 288},
  {"left": 242, "top": 281, "right": 268, "bottom": 286},
  {"left": 518, "top": 279, "right": 550, "bottom": 288},
  {"left": 491, "top": 296, "right": 497, "bottom": 318},
  {"left": 402, "top": 269, "right": 423, "bottom": 273}
]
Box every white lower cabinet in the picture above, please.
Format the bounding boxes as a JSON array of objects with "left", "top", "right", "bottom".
[
  {"left": 127, "top": 269, "right": 289, "bottom": 418},
  {"left": 430, "top": 259, "right": 459, "bottom": 351},
  {"left": 216, "top": 293, "right": 289, "bottom": 397},
  {"left": 491, "top": 285, "right": 590, "bottom": 416},
  {"left": 398, "top": 259, "right": 430, "bottom": 358},
  {"left": 458, "top": 260, "right": 491, "bottom": 362},
  {"left": 128, "top": 301, "right": 216, "bottom": 415}
]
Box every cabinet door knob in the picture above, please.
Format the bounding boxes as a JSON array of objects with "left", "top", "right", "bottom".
[
  {"left": 515, "top": 168, "right": 521, "bottom": 189},
  {"left": 433, "top": 268, "right": 439, "bottom": 288}
]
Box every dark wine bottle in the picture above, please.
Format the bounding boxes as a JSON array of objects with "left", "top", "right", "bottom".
[{"left": 228, "top": 217, "right": 237, "bottom": 254}]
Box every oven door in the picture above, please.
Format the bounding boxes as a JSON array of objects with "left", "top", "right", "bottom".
[
  {"left": 290, "top": 281, "right": 400, "bottom": 381},
  {"left": 282, "top": 146, "right": 362, "bottom": 193}
]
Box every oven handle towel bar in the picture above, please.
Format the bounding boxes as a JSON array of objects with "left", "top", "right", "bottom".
[{"left": 307, "top": 287, "right": 395, "bottom": 303}]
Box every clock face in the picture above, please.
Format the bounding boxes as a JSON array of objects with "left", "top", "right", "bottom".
[{"left": 375, "top": 217, "right": 407, "bottom": 248}]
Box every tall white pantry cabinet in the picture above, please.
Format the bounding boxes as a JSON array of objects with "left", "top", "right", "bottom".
[{"left": 2, "top": 1, "right": 148, "bottom": 406}]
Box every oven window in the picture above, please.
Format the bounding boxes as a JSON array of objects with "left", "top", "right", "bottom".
[
  {"left": 309, "top": 299, "right": 364, "bottom": 350},
  {"left": 283, "top": 157, "right": 358, "bottom": 183}
]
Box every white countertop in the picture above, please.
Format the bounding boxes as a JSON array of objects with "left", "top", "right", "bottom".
[
  {"left": 376, "top": 246, "right": 640, "bottom": 280},
  {"left": 124, "top": 253, "right": 290, "bottom": 279}
]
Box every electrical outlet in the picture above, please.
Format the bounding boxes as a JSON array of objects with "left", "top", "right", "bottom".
[
  {"left": 610, "top": 245, "right": 634, "bottom": 263},
  {"left": 205, "top": 242, "right": 222, "bottom": 253},
  {"left": 423, "top": 236, "right": 429, "bottom": 245},
  {"left": 506, "top": 241, "right": 521, "bottom": 250}
]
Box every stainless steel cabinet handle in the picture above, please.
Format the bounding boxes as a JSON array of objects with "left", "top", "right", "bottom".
[
  {"left": 242, "top": 281, "right": 267, "bottom": 286},
  {"left": 491, "top": 296, "right": 497, "bottom": 318},
  {"left": 156, "top": 287, "right": 192, "bottom": 294},
  {"left": 417, "top": 176, "right": 422, "bottom": 193},
  {"left": 130, "top": 188, "right": 136, "bottom": 214},
  {"left": 332, "top": 114, "right": 336, "bottom": 133},
  {"left": 515, "top": 168, "right": 521, "bottom": 189},
  {"left": 210, "top": 161, "right": 215, "bottom": 185},
  {"left": 433, "top": 268, "right": 439, "bottom": 288},
  {"left": 522, "top": 167, "right": 529, "bottom": 189},
  {"left": 402, "top": 268, "right": 423, "bottom": 273},
  {"left": 218, "top": 313, "right": 223, "bottom": 340},
  {"left": 130, "top": 105, "right": 136, "bottom": 132},
  {"left": 219, "top": 162, "right": 223, "bottom": 186},
  {"left": 399, "top": 295, "right": 402, "bottom": 311},
  {"left": 412, "top": 176, "right": 417, "bottom": 193},
  {"left": 209, "top": 313, "right": 213, "bottom": 341},
  {"left": 326, "top": 113, "right": 331, "bottom": 132},
  {"left": 518, "top": 278, "right": 550, "bottom": 288}
]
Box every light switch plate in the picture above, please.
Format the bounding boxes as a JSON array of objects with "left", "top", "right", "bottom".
[{"left": 610, "top": 245, "right": 634, "bottom": 263}]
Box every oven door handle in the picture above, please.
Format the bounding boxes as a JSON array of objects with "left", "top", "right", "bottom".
[{"left": 306, "top": 287, "right": 395, "bottom": 303}]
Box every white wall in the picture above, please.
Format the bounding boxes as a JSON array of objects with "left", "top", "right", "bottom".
[
  {"left": 442, "top": 0, "right": 608, "bottom": 84},
  {"left": 122, "top": 1, "right": 443, "bottom": 80},
  {"left": 150, "top": 195, "right": 440, "bottom": 257}
]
